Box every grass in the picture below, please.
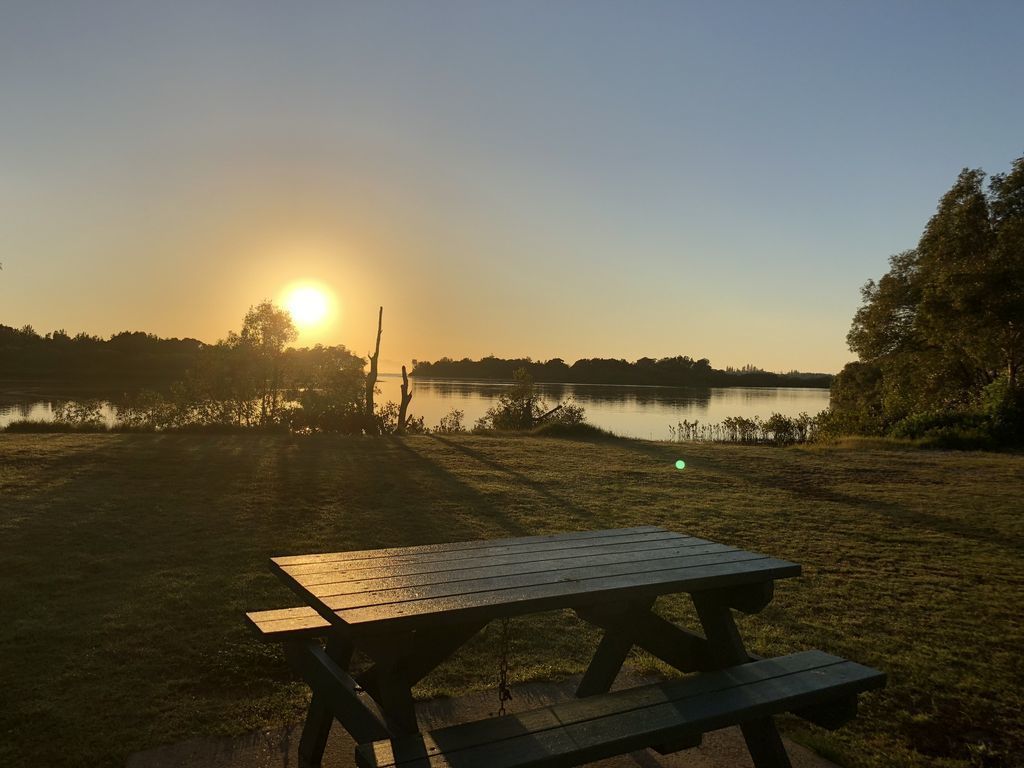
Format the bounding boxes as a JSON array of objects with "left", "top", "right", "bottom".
[{"left": 0, "top": 433, "right": 1021, "bottom": 768}]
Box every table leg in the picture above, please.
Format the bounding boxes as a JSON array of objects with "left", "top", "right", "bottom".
[
  {"left": 692, "top": 590, "right": 793, "bottom": 768},
  {"left": 285, "top": 635, "right": 389, "bottom": 764},
  {"left": 574, "top": 600, "right": 652, "bottom": 697},
  {"left": 357, "top": 620, "right": 486, "bottom": 699},
  {"left": 299, "top": 641, "right": 351, "bottom": 767},
  {"left": 575, "top": 600, "right": 714, "bottom": 696},
  {"left": 290, "top": 636, "right": 363, "bottom": 768},
  {"left": 298, "top": 693, "right": 333, "bottom": 768},
  {"left": 356, "top": 620, "right": 486, "bottom": 736}
]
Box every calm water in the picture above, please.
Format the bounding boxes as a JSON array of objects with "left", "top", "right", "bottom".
[
  {"left": 0, "top": 376, "right": 831, "bottom": 440},
  {"left": 376, "top": 375, "right": 831, "bottom": 439}
]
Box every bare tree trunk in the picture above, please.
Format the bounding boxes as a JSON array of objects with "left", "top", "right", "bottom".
[
  {"left": 364, "top": 306, "right": 383, "bottom": 434},
  {"left": 396, "top": 365, "right": 413, "bottom": 434}
]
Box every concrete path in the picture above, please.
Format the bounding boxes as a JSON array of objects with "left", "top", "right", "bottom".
[{"left": 127, "top": 673, "right": 837, "bottom": 768}]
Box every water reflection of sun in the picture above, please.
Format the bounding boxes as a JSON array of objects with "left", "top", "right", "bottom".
[{"left": 280, "top": 281, "right": 336, "bottom": 331}]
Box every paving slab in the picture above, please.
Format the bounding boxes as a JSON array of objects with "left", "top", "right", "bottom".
[{"left": 126, "top": 672, "right": 837, "bottom": 768}]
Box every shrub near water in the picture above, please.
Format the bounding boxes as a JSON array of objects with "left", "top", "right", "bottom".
[
  {"left": 474, "top": 368, "right": 587, "bottom": 432},
  {"left": 669, "top": 412, "right": 819, "bottom": 446}
]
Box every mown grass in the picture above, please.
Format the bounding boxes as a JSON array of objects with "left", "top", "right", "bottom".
[{"left": 0, "top": 433, "right": 1021, "bottom": 767}]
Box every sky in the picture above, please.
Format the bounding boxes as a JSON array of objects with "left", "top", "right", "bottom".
[{"left": 1, "top": 1, "right": 1022, "bottom": 373}]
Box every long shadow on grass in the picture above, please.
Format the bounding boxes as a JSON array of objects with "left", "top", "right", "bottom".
[
  {"left": 262, "top": 436, "right": 519, "bottom": 546},
  {"left": 392, "top": 438, "right": 534, "bottom": 538},
  {"left": 428, "top": 435, "right": 590, "bottom": 521},
  {"left": 612, "top": 439, "right": 1022, "bottom": 550}
]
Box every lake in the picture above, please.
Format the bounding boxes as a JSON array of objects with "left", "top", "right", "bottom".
[{"left": 0, "top": 376, "right": 830, "bottom": 439}]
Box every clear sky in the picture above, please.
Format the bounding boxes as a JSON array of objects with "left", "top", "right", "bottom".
[{"left": 2, "top": 1, "right": 1022, "bottom": 373}]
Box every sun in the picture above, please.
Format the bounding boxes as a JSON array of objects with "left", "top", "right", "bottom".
[{"left": 281, "top": 282, "right": 334, "bottom": 330}]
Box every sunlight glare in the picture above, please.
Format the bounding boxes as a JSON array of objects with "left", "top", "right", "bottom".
[{"left": 281, "top": 282, "right": 335, "bottom": 331}]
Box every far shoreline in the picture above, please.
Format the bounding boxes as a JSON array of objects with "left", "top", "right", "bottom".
[{"left": 399, "top": 373, "right": 833, "bottom": 390}]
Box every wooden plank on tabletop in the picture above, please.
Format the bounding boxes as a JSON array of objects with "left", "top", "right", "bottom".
[
  {"left": 293, "top": 535, "right": 708, "bottom": 586},
  {"left": 277, "top": 530, "right": 688, "bottom": 577},
  {"left": 307, "top": 540, "right": 733, "bottom": 602},
  {"left": 328, "top": 557, "right": 800, "bottom": 631},
  {"left": 321, "top": 547, "right": 752, "bottom": 611},
  {"left": 273, "top": 526, "right": 666, "bottom": 567}
]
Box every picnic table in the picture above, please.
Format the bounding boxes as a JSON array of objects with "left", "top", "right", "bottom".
[{"left": 247, "top": 526, "right": 884, "bottom": 768}]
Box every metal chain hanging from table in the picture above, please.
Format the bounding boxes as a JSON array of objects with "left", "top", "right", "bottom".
[{"left": 496, "top": 617, "right": 514, "bottom": 716}]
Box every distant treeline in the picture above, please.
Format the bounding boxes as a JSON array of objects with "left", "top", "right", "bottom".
[
  {"left": 411, "top": 356, "right": 833, "bottom": 389},
  {"left": 0, "top": 325, "right": 204, "bottom": 386}
]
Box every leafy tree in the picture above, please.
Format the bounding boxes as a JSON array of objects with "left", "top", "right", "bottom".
[
  {"left": 834, "top": 155, "right": 1024, "bottom": 443},
  {"left": 225, "top": 300, "right": 297, "bottom": 426},
  {"left": 988, "top": 157, "right": 1024, "bottom": 388},
  {"left": 286, "top": 344, "right": 366, "bottom": 433}
]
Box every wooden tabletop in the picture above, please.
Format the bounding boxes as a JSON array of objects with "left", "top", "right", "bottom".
[{"left": 271, "top": 526, "right": 800, "bottom": 633}]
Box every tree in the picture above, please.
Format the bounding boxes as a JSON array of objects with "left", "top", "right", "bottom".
[
  {"left": 225, "top": 300, "right": 297, "bottom": 426},
  {"left": 286, "top": 344, "right": 365, "bottom": 433},
  {"left": 987, "top": 157, "right": 1024, "bottom": 388},
  {"left": 833, "top": 155, "right": 1024, "bottom": 440},
  {"left": 474, "top": 367, "right": 586, "bottom": 431},
  {"left": 475, "top": 368, "right": 546, "bottom": 430}
]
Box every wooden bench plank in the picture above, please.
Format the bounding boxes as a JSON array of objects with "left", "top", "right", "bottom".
[
  {"left": 277, "top": 531, "right": 691, "bottom": 577},
  {"left": 292, "top": 536, "right": 709, "bottom": 587},
  {"left": 245, "top": 607, "right": 330, "bottom": 639},
  {"left": 355, "top": 651, "right": 885, "bottom": 768},
  {"left": 273, "top": 526, "right": 666, "bottom": 567}
]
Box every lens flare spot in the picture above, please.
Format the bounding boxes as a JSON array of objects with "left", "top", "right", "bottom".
[{"left": 675, "top": 459, "right": 686, "bottom": 470}]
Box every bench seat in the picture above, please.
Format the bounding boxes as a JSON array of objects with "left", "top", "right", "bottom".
[
  {"left": 246, "top": 606, "right": 331, "bottom": 640},
  {"left": 355, "top": 650, "right": 884, "bottom": 768}
]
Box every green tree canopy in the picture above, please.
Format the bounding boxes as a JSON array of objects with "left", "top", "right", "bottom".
[{"left": 833, "top": 155, "right": 1024, "bottom": 442}]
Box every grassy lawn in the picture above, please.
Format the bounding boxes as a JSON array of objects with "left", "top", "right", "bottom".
[{"left": 1, "top": 433, "right": 1021, "bottom": 768}]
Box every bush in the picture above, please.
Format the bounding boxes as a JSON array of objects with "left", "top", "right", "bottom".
[
  {"left": 887, "top": 397, "right": 1022, "bottom": 450},
  {"left": 547, "top": 398, "right": 586, "bottom": 426},
  {"left": 763, "top": 413, "right": 796, "bottom": 446},
  {"left": 475, "top": 368, "right": 586, "bottom": 432},
  {"left": 667, "top": 412, "right": 822, "bottom": 445},
  {"left": 980, "top": 377, "right": 1024, "bottom": 445},
  {"left": 53, "top": 400, "right": 105, "bottom": 428},
  {"left": 435, "top": 409, "right": 466, "bottom": 434},
  {"left": 376, "top": 401, "right": 427, "bottom": 435}
]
